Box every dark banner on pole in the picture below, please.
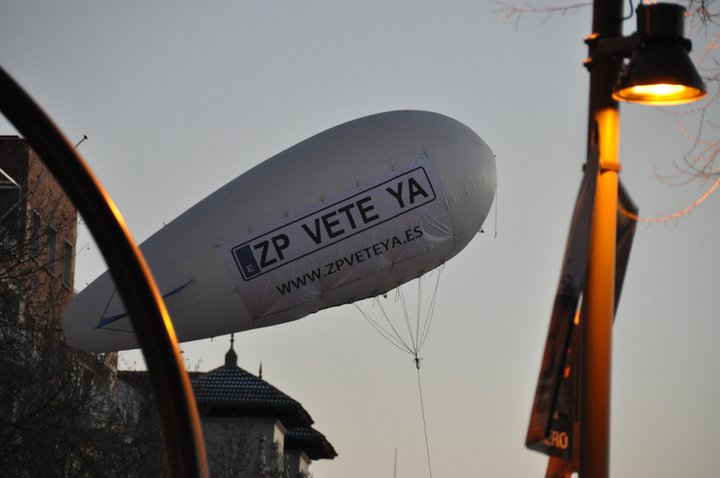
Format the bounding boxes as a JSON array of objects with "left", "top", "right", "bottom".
[
  {"left": 525, "top": 142, "right": 639, "bottom": 476},
  {"left": 615, "top": 181, "right": 638, "bottom": 313},
  {"left": 525, "top": 143, "right": 599, "bottom": 456}
]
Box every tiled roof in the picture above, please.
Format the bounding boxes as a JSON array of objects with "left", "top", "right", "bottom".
[
  {"left": 285, "top": 427, "right": 338, "bottom": 460},
  {"left": 191, "top": 347, "right": 313, "bottom": 429}
]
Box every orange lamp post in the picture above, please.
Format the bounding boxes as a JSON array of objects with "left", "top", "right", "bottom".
[{"left": 580, "top": 2, "right": 705, "bottom": 478}]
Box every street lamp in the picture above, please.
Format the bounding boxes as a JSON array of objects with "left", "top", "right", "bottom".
[
  {"left": 613, "top": 3, "right": 706, "bottom": 105},
  {"left": 581, "top": 2, "right": 705, "bottom": 478}
]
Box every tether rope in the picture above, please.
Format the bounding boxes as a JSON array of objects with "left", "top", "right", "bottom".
[
  {"left": 355, "top": 265, "right": 444, "bottom": 478},
  {"left": 416, "top": 364, "right": 433, "bottom": 478}
]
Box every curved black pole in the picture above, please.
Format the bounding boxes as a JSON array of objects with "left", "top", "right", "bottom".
[{"left": 0, "top": 65, "right": 208, "bottom": 478}]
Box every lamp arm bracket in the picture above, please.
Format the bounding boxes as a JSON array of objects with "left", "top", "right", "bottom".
[{"left": 583, "top": 33, "right": 638, "bottom": 71}]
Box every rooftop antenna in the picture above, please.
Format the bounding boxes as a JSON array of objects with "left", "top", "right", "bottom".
[{"left": 74, "top": 134, "right": 88, "bottom": 149}]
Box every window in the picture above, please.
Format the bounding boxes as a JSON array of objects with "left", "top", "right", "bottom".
[
  {"left": 62, "top": 241, "right": 73, "bottom": 288},
  {"left": 46, "top": 226, "right": 56, "bottom": 274},
  {"left": 30, "top": 211, "right": 40, "bottom": 259},
  {"left": 0, "top": 290, "right": 20, "bottom": 323}
]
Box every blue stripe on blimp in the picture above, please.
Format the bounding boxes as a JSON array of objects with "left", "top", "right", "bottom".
[{"left": 95, "top": 280, "right": 193, "bottom": 329}]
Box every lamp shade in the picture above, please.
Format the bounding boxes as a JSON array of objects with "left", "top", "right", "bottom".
[
  {"left": 613, "top": 3, "right": 706, "bottom": 105},
  {"left": 613, "top": 42, "right": 706, "bottom": 105}
]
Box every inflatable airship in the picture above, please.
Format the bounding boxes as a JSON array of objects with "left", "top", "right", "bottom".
[{"left": 62, "top": 110, "right": 497, "bottom": 352}]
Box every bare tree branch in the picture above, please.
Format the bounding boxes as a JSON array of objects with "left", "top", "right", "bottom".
[{"left": 496, "top": 1, "right": 593, "bottom": 27}]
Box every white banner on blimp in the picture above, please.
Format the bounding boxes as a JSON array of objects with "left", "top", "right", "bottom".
[{"left": 220, "top": 154, "right": 453, "bottom": 318}]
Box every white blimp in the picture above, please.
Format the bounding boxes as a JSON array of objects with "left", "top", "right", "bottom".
[{"left": 62, "top": 110, "right": 497, "bottom": 352}]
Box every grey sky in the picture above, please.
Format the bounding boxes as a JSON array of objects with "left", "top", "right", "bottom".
[{"left": 2, "top": 1, "right": 719, "bottom": 476}]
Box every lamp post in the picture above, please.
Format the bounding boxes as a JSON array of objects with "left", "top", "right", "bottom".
[{"left": 580, "top": 2, "right": 705, "bottom": 478}]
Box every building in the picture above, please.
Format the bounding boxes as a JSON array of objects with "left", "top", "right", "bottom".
[
  {"left": 190, "top": 338, "right": 337, "bottom": 477},
  {"left": 0, "top": 135, "right": 77, "bottom": 335},
  {"left": 118, "top": 341, "right": 338, "bottom": 477}
]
